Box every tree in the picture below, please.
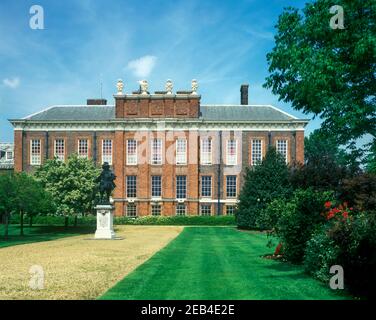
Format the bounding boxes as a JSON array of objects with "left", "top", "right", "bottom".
[
  {"left": 264, "top": 0, "right": 376, "bottom": 153},
  {"left": 235, "top": 147, "right": 292, "bottom": 229},
  {"left": 35, "top": 154, "right": 100, "bottom": 225},
  {"left": 289, "top": 130, "right": 358, "bottom": 190},
  {"left": 0, "top": 174, "right": 16, "bottom": 239},
  {"left": 12, "top": 173, "right": 55, "bottom": 236}
]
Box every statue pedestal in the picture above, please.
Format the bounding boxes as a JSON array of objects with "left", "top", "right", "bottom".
[{"left": 94, "top": 205, "right": 116, "bottom": 239}]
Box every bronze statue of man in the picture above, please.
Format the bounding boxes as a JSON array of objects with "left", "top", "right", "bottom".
[{"left": 96, "top": 162, "right": 116, "bottom": 204}]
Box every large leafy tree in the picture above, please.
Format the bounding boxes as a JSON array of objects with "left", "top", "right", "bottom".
[
  {"left": 235, "top": 147, "right": 292, "bottom": 229},
  {"left": 0, "top": 174, "right": 16, "bottom": 238},
  {"left": 264, "top": 0, "right": 376, "bottom": 152},
  {"left": 290, "top": 130, "right": 359, "bottom": 190},
  {"left": 35, "top": 154, "right": 100, "bottom": 222}
]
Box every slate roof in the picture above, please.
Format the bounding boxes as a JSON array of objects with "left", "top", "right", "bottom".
[{"left": 17, "top": 104, "right": 303, "bottom": 122}]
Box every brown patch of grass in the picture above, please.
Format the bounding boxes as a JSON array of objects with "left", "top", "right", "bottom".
[{"left": 0, "top": 225, "right": 183, "bottom": 300}]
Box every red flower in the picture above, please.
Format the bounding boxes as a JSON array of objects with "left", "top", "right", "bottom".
[
  {"left": 327, "top": 212, "right": 335, "bottom": 220},
  {"left": 342, "top": 212, "right": 349, "bottom": 219},
  {"left": 324, "top": 201, "right": 332, "bottom": 209},
  {"left": 349, "top": 207, "right": 353, "bottom": 211}
]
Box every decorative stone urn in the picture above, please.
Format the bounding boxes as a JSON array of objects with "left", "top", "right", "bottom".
[{"left": 94, "top": 204, "right": 116, "bottom": 239}]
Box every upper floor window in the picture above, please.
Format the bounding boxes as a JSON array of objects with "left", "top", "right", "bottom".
[
  {"left": 201, "top": 176, "right": 212, "bottom": 198},
  {"left": 251, "top": 139, "right": 262, "bottom": 165},
  {"left": 126, "top": 175, "right": 137, "bottom": 198},
  {"left": 30, "top": 139, "right": 41, "bottom": 165},
  {"left": 276, "top": 139, "right": 288, "bottom": 163},
  {"left": 127, "top": 139, "right": 137, "bottom": 165},
  {"left": 226, "top": 175, "right": 237, "bottom": 198},
  {"left": 78, "top": 139, "right": 89, "bottom": 159},
  {"left": 54, "top": 139, "right": 65, "bottom": 161},
  {"left": 200, "top": 138, "right": 212, "bottom": 165},
  {"left": 226, "top": 139, "right": 237, "bottom": 165},
  {"left": 151, "top": 175, "right": 162, "bottom": 198},
  {"left": 151, "top": 138, "right": 162, "bottom": 165},
  {"left": 176, "top": 175, "right": 187, "bottom": 199},
  {"left": 176, "top": 138, "right": 187, "bottom": 165},
  {"left": 102, "top": 139, "right": 113, "bottom": 165}
]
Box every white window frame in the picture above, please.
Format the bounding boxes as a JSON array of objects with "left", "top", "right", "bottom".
[
  {"left": 176, "top": 175, "right": 187, "bottom": 199},
  {"left": 226, "top": 139, "right": 237, "bottom": 165},
  {"left": 151, "top": 175, "right": 162, "bottom": 198},
  {"left": 30, "top": 139, "right": 41, "bottom": 165},
  {"left": 78, "top": 139, "right": 89, "bottom": 159},
  {"left": 251, "top": 139, "right": 263, "bottom": 166},
  {"left": 102, "top": 139, "right": 113, "bottom": 165},
  {"left": 127, "top": 139, "right": 137, "bottom": 165},
  {"left": 151, "top": 138, "right": 163, "bottom": 165},
  {"left": 200, "top": 138, "right": 212, "bottom": 165},
  {"left": 126, "top": 175, "right": 137, "bottom": 198},
  {"left": 200, "top": 204, "right": 212, "bottom": 216},
  {"left": 226, "top": 175, "right": 237, "bottom": 198},
  {"left": 276, "top": 139, "right": 288, "bottom": 164},
  {"left": 151, "top": 204, "right": 162, "bottom": 216},
  {"left": 176, "top": 138, "right": 187, "bottom": 165},
  {"left": 226, "top": 205, "right": 236, "bottom": 216},
  {"left": 201, "top": 176, "right": 212, "bottom": 198},
  {"left": 176, "top": 204, "right": 186, "bottom": 216},
  {"left": 126, "top": 203, "right": 137, "bottom": 217},
  {"left": 54, "top": 139, "right": 65, "bottom": 162}
]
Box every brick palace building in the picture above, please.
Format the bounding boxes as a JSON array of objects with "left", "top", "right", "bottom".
[{"left": 10, "top": 80, "right": 308, "bottom": 217}]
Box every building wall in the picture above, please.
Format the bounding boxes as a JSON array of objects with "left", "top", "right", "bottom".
[{"left": 14, "top": 128, "right": 304, "bottom": 216}]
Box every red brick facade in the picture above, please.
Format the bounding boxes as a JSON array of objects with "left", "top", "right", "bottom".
[{"left": 11, "top": 85, "right": 307, "bottom": 217}]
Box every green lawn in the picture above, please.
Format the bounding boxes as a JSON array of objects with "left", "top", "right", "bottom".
[
  {"left": 0, "top": 225, "right": 95, "bottom": 248},
  {"left": 100, "top": 227, "right": 350, "bottom": 300}
]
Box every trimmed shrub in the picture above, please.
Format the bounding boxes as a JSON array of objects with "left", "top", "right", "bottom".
[
  {"left": 10, "top": 214, "right": 235, "bottom": 226},
  {"left": 275, "top": 188, "right": 333, "bottom": 263},
  {"left": 256, "top": 198, "right": 287, "bottom": 230}
]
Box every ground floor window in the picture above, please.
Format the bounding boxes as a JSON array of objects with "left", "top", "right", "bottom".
[
  {"left": 151, "top": 204, "right": 162, "bottom": 216},
  {"left": 176, "top": 204, "right": 186, "bottom": 216},
  {"left": 226, "top": 205, "right": 236, "bottom": 215},
  {"left": 200, "top": 204, "right": 211, "bottom": 216},
  {"left": 126, "top": 203, "right": 137, "bottom": 217}
]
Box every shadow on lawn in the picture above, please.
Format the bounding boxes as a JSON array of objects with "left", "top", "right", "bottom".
[{"left": 0, "top": 225, "right": 95, "bottom": 249}]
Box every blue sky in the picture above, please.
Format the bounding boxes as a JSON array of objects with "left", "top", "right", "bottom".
[{"left": 0, "top": 0, "right": 321, "bottom": 142}]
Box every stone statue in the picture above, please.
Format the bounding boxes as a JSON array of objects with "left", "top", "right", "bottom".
[
  {"left": 116, "top": 79, "right": 124, "bottom": 94},
  {"left": 139, "top": 80, "right": 148, "bottom": 94},
  {"left": 96, "top": 162, "right": 116, "bottom": 204},
  {"left": 191, "top": 79, "right": 198, "bottom": 94},
  {"left": 165, "top": 79, "right": 173, "bottom": 94}
]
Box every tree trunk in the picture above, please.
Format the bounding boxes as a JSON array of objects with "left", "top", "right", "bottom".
[
  {"left": 64, "top": 216, "right": 68, "bottom": 229},
  {"left": 74, "top": 215, "right": 78, "bottom": 227},
  {"left": 29, "top": 215, "right": 33, "bottom": 227},
  {"left": 20, "top": 211, "right": 24, "bottom": 236},
  {"left": 4, "top": 213, "right": 9, "bottom": 240}
]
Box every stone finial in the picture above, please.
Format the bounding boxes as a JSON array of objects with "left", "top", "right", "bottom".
[
  {"left": 165, "top": 79, "right": 173, "bottom": 94},
  {"left": 139, "top": 80, "right": 148, "bottom": 94},
  {"left": 191, "top": 79, "right": 198, "bottom": 94},
  {"left": 116, "top": 79, "right": 124, "bottom": 95}
]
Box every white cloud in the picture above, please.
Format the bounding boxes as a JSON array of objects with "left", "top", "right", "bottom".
[
  {"left": 126, "top": 55, "right": 157, "bottom": 78},
  {"left": 3, "top": 77, "right": 20, "bottom": 89}
]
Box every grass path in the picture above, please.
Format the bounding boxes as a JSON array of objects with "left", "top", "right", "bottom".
[
  {"left": 0, "top": 226, "right": 182, "bottom": 299},
  {"left": 0, "top": 225, "right": 95, "bottom": 248},
  {"left": 101, "top": 227, "right": 350, "bottom": 300}
]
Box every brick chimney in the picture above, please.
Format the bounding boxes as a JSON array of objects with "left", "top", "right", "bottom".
[
  {"left": 240, "top": 84, "right": 249, "bottom": 105},
  {"left": 87, "top": 99, "right": 107, "bottom": 105}
]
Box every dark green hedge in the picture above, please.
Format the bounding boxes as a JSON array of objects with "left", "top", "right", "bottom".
[{"left": 10, "top": 214, "right": 235, "bottom": 226}]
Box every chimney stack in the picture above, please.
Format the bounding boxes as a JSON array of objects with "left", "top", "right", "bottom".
[
  {"left": 240, "top": 84, "right": 249, "bottom": 105},
  {"left": 87, "top": 99, "right": 107, "bottom": 105}
]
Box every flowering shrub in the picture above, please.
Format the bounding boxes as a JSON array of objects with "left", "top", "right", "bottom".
[{"left": 304, "top": 201, "right": 376, "bottom": 298}]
